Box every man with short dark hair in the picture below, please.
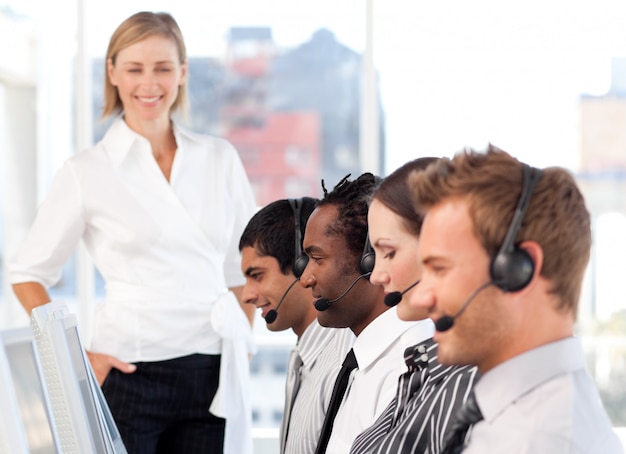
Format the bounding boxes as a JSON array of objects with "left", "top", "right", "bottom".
[{"left": 239, "top": 197, "right": 353, "bottom": 454}]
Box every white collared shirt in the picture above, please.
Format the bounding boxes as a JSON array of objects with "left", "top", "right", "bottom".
[
  {"left": 10, "top": 116, "right": 257, "bottom": 360},
  {"left": 9, "top": 116, "right": 258, "bottom": 454},
  {"left": 466, "top": 337, "right": 623, "bottom": 454},
  {"left": 325, "top": 308, "right": 435, "bottom": 454}
]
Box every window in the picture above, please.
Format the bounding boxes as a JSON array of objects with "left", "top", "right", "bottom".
[{"left": 1, "top": 0, "right": 626, "bottom": 450}]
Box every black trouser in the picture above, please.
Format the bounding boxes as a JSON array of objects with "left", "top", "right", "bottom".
[{"left": 102, "top": 354, "right": 225, "bottom": 454}]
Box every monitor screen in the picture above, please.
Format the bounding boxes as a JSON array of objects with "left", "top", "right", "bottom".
[
  {"left": 0, "top": 327, "right": 59, "bottom": 454},
  {"left": 31, "top": 302, "right": 127, "bottom": 454}
]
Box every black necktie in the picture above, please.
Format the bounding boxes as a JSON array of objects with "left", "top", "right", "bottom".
[
  {"left": 315, "top": 348, "right": 358, "bottom": 454},
  {"left": 441, "top": 391, "right": 484, "bottom": 454}
]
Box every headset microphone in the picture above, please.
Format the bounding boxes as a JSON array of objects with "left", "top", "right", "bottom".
[
  {"left": 434, "top": 281, "right": 493, "bottom": 332},
  {"left": 384, "top": 279, "right": 420, "bottom": 307},
  {"left": 314, "top": 272, "right": 371, "bottom": 311},
  {"left": 265, "top": 278, "right": 300, "bottom": 324}
]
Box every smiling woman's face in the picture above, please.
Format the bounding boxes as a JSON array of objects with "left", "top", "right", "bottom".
[{"left": 107, "top": 35, "right": 187, "bottom": 128}]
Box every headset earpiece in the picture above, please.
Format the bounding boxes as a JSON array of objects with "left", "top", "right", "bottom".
[
  {"left": 289, "top": 199, "right": 309, "bottom": 278},
  {"left": 359, "top": 233, "right": 375, "bottom": 277},
  {"left": 489, "top": 164, "right": 543, "bottom": 292},
  {"left": 490, "top": 247, "right": 534, "bottom": 292}
]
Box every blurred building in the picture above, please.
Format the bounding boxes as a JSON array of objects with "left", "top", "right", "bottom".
[{"left": 221, "top": 26, "right": 386, "bottom": 205}]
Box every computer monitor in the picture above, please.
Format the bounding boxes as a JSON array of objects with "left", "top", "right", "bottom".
[
  {"left": 0, "top": 326, "right": 60, "bottom": 454},
  {"left": 31, "top": 301, "right": 127, "bottom": 454}
]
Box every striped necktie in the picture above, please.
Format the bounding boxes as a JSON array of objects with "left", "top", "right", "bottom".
[
  {"left": 280, "top": 347, "right": 303, "bottom": 453},
  {"left": 441, "top": 391, "right": 483, "bottom": 454},
  {"left": 392, "top": 343, "right": 429, "bottom": 425}
]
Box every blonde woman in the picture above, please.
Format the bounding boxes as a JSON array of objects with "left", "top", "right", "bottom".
[{"left": 10, "top": 11, "right": 256, "bottom": 454}]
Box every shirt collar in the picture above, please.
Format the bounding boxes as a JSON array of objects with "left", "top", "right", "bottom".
[
  {"left": 101, "top": 116, "right": 201, "bottom": 168},
  {"left": 405, "top": 338, "right": 478, "bottom": 384},
  {"left": 404, "top": 338, "right": 434, "bottom": 371},
  {"left": 474, "top": 336, "right": 585, "bottom": 422},
  {"left": 298, "top": 320, "right": 341, "bottom": 368},
  {"left": 352, "top": 308, "right": 429, "bottom": 371},
  {"left": 101, "top": 116, "right": 149, "bottom": 167}
]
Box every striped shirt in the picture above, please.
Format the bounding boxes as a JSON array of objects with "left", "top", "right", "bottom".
[
  {"left": 350, "top": 339, "right": 480, "bottom": 454},
  {"left": 283, "top": 321, "right": 355, "bottom": 454}
]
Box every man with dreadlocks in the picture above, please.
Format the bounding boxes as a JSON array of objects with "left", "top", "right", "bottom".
[{"left": 299, "top": 173, "right": 435, "bottom": 454}]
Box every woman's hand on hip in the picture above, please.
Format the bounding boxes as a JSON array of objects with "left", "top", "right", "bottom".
[{"left": 86, "top": 350, "right": 137, "bottom": 386}]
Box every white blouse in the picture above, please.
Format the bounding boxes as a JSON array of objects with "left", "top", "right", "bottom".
[{"left": 9, "top": 116, "right": 258, "bottom": 454}]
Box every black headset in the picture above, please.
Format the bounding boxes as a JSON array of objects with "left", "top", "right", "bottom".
[
  {"left": 289, "top": 198, "right": 309, "bottom": 278},
  {"left": 359, "top": 233, "right": 376, "bottom": 276},
  {"left": 290, "top": 196, "right": 375, "bottom": 278},
  {"left": 489, "top": 163, "right": 543, "bottom": 292}
]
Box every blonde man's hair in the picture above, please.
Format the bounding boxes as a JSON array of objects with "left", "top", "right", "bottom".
[{"left": 409, "top": 145, "right": 591, "bottom": 317}]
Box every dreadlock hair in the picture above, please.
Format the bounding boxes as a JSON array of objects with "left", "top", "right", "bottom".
[
  {"left": 318, "top": 173, "right": 382, "bottom": 272},
  {"left": 239, "top": 197, "right": 318, "bottom": 275}
]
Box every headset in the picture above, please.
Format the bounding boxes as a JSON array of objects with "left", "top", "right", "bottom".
[
  {"left": 289, "top": 198, "right": 309, "bottom": 278},
  {"left": 359, "top": 233, "right": 376, "bottom": 277},
  {"left": 291, "top": 197, "right": 375, "bottom": 278},
  {"left": 489, "top": 163, "right": 543, "bottom": 292}
]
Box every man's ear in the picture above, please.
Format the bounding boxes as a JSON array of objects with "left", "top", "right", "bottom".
[{"left": 519, "top": 240, "right": 544, "bottom": 282}]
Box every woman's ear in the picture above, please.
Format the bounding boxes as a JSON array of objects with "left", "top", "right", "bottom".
[
  {"left": 178, "top": 59, "right": 188, "bottom": 86},
  {"left": 107, "top": 58, "right": 117, "bottom": 86}
]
